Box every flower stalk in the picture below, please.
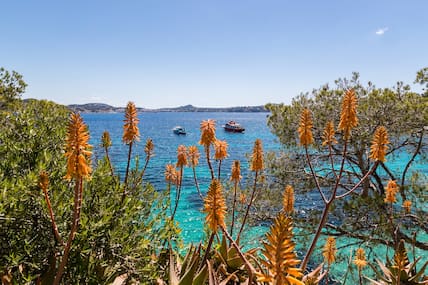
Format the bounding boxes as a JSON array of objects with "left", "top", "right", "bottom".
[{"left": 53, "top": 113, "right": 91, "bottom": 285}]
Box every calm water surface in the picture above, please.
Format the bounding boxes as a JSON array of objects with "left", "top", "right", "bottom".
[{"left": 83, "top": 112, "right": 277, "bottom": 245}]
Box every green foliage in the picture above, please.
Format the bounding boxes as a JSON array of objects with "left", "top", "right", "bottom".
[
  {"left": 62, "top": 160, "right": 177, "bottom": 283},
  {"left": 2, "top": 67, "right": 427, "bottom": 284},
  {"left": 0, "top": 67, "right": 27, "bottom": 109},
  {"left": 168, "top": 244, "right": 208, "bottom": 285},
  {"left": 415, "top": 67, "right": 428, "bottom": 97},
  {"left": 0, "top": 70, "right": 178, "bottom": 283},
  {"left": 0, "top": 98, "right": 69, "bottom": 283},
  {"left": 264, "top": 70, "right": 428, "bottom": 279}
]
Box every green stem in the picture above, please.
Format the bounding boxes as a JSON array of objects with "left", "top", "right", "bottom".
[
  {"left": 230, "top": 181, "right": 238, "bottom": 237},
  {"left": 192, "top": 166, "right": 203, "bottom": 200},
  {"left": 122, "top": 141, "right": 133, "bottom": 201},
  {"left": 237, "top": 170, "right": 258, "bottom": 242},
  {"left": 53, "top": 178, "right": 83, "bottom": 285},
  {"left": 171, "top": 167, "right": 183, "bottom": 222},
  {"left": 205, "top": 146, "right": 214, "bottom": 180},
  {"left": 104, "top": 146, "right": 114, "bottom": 177}
]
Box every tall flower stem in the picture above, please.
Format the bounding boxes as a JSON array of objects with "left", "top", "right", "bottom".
[
  {"left": 54, "top": 113, "right": 91, "bottom": 284},
  {"left": 104, "top": 146, "right": 114, "bottom": 177},
  {"left": 135, "top": 154, "right": 151, "bottom": 186},
  {"left": 230, "top": 180, "right": 238, "bottom": 237},
  {"left": 123, "top": 141, "right": 133, "bottom": 192},
  {"left": 171, "top": 167, "right": 183, "bottom": 221},
  {"left": 205, "top": 146, "right": 215, "bottom": 180},
  {"left": 40, "top": 173, "right": 62, "bottom": 245},
  {"left": 237, "top": 170, "right": 258, "bottom": 242},
  {"left": 53, "top": 179, "right": 83, "bottom": 285},
  {"left": 217, "top": 160, "right": 222, "bottom": 180},
  {"left": 192, "top": 166, "right": 203, "bottom": 200}
]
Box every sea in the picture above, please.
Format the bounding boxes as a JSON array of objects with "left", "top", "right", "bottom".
[
  {"left": 83, "top": 112, "right": 278, "bottom": 246},
  {"left": 82, "top": 112, "right": 427, "bottom": 282}
]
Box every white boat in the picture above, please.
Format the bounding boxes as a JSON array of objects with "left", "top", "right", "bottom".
[
  {"left": 223, "top": 121, "right": 245, "bottom": 133},
  {"left": 173, "top": 126, "right": 186, "bottom": 135}
]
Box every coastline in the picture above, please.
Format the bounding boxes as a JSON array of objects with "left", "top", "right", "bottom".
[{"left": 67, "top": 103, "right": 269, "bottom": 113}]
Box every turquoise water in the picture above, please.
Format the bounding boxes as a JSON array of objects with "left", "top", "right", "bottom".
[
  {"left": 82, "top": 112, "right": 427, "bottom": 281},
  {"left": 83, "top": 112, "right": 278, "bottom": 244}
]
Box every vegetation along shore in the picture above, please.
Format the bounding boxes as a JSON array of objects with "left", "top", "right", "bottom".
[{"left": 1, "top": 66, "right": 427, "bottom": 284}]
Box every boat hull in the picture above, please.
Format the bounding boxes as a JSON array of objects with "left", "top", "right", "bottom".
[{"left": 224, "top": 126, "right": 245, "bottom": 133}]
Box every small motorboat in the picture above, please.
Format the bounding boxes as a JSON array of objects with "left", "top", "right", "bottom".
[
  {"left": 173, "top": 126, "right": 186, "bottom": 135},
  {"left": 223, "top": 121, "right": 245, "bottom": 133}
]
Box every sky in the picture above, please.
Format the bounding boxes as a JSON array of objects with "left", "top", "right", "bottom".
[{"left": 1, "top": 0, "right": 427, "bottom": 108}]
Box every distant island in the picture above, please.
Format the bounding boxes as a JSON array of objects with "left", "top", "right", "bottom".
[{"left": 68, "top": 103, "right": 268, "bottom": 113}]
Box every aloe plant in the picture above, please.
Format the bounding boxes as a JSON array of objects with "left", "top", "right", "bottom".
[{"left": 366, "top": 240, "right": 428, "bottom": 285}]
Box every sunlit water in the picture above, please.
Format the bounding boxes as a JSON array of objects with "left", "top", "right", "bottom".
[
  {"left": 82, "top": 112, "right": 427, "bottom": 282},
  {"left": 83, "top": 112, "right": 277, "bottom": 245}
]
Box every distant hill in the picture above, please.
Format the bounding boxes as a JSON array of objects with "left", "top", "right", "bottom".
[{"left": 68, "top": 103, "right": 268, "bottom": 113}]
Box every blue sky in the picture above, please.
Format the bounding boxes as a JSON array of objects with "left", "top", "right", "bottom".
[{"left": 1, "top": 0, "right": 427, "bottom": 108}]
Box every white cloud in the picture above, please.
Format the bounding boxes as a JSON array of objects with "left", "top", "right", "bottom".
[{"left": 375, "top": 27, "right": 389, "bottom": 35}]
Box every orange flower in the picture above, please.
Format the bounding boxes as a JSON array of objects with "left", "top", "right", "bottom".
[
  {"left": 230, "top": 160, "right": 242, "bottom": 183},
  {"left": 250, "top": 139, "right": 264, "bottom": 171},
  {"left": 257, "top": 213, "right": 303, "bottom": 284},
  {"left": 214, "top": 139, "right": 228, "bottom": 160},
  {"left": 298, "top": 109, "right": 314, "bottom": 146},
  {"left": 203, "top": 179, "right": 227, "bottom": 233},
  {"left": 187, "top": 146, "right": 200, "bottom": 167},
  {"left": 101, "top": 131, "right": 112, "bottom": 148},
  {"left": 176, "top": 145, "right": 188, "bottom": 168},
  {"left": 384, "top": 180, "right": 399, "bottom": 203},
  {"left": 65, "top": 113, "right": 92, "bottom": 180},
  {"left": 164, "top": 164, "right": 177, "bottom": 184},
  {"left": 282, "top": 185, "right": 294, "bottom": 214},
  {"left": 322, "top": 121, "right": 337, "bottom": 146},
  {"left": 323, "top": 236, "right": 337, "bottom": 266},
  {"left": 239, "top": 193, "right": 247, "bottom": 204},
  {"left": 338, "top": 89, "right": 358, "bottom": 139},
  {"left": 353, "top": 248, "right": 367, "bottom": 270},
  {"left": 39, "top": 171, "right": 49, "bottom": 191},
  {"left": 145, "top": 139, "right": 154, "bottom": 157},
  {"left": 122, "top": 102, "right": 140, "bottom": 144},
  {"left": 199, "top": 119, "right": 216, "bottom": 147},
  {"left": 369, "top": 126, "right": 389, "bottom": 162},
  {"left": 402, "top": 200, "right": 412, "bottom": 213}
]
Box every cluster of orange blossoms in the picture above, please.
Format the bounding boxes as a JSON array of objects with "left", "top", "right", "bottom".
[
  {"left": 122, "top": 102, "right": 140, "bottom": 144},
  {"left": 176, "top": 145, "right": 188, "bottom": 168},
  {"left": 164, "top": 164, "right": 178, "bottom": 184},
  {"left": 369, "top": 126, "right": 390, "bottom": 162},
  {"left": 257, "top": 213, "right": 303, "bottom": 284},
  {"left": 323, "top": 236, "right": 337, "bottom": 266},
  {"left": 187, "top": 146, "right": 200, "bottom": 167},
  {"left": 282, "top": 185, "right": 294, "bottom": 214},
  {"left": 230, "top": 160, "right": 242, "bottom": 183},
  {"left": 101, "top": 131, "right": 112, "bottom": 148},
  {"left": 384, "top": 180, "right": 399, "bottom": 203},
  {"left": 298, "top": 109, "right": 314, "bottom": 147},
  {"left": 65, "top": 113, "right": 92, "bottom": 180},
  {"left": 214, "top": 140, "right": 228, "bottom": 160},
  {"left": 199, "top": 119, "right": 216, "bottom": 147},
  {"left": 322, "top": 121, "right": 338, "bottom": 146},
  {"left": 338, "top": 89, "right": 358, "bottom": 139},
  {"left": 250, "top": 139, "right": 264, "bottom": 171},
  {"left": 144, "top": 139, "right": 154, "bottom": 157},
  {"left": 203, "top": 179, "right": 227, "bottom": 233},
  {"left": 353, "top": 248, "right": 368, "bottom": 270}
]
